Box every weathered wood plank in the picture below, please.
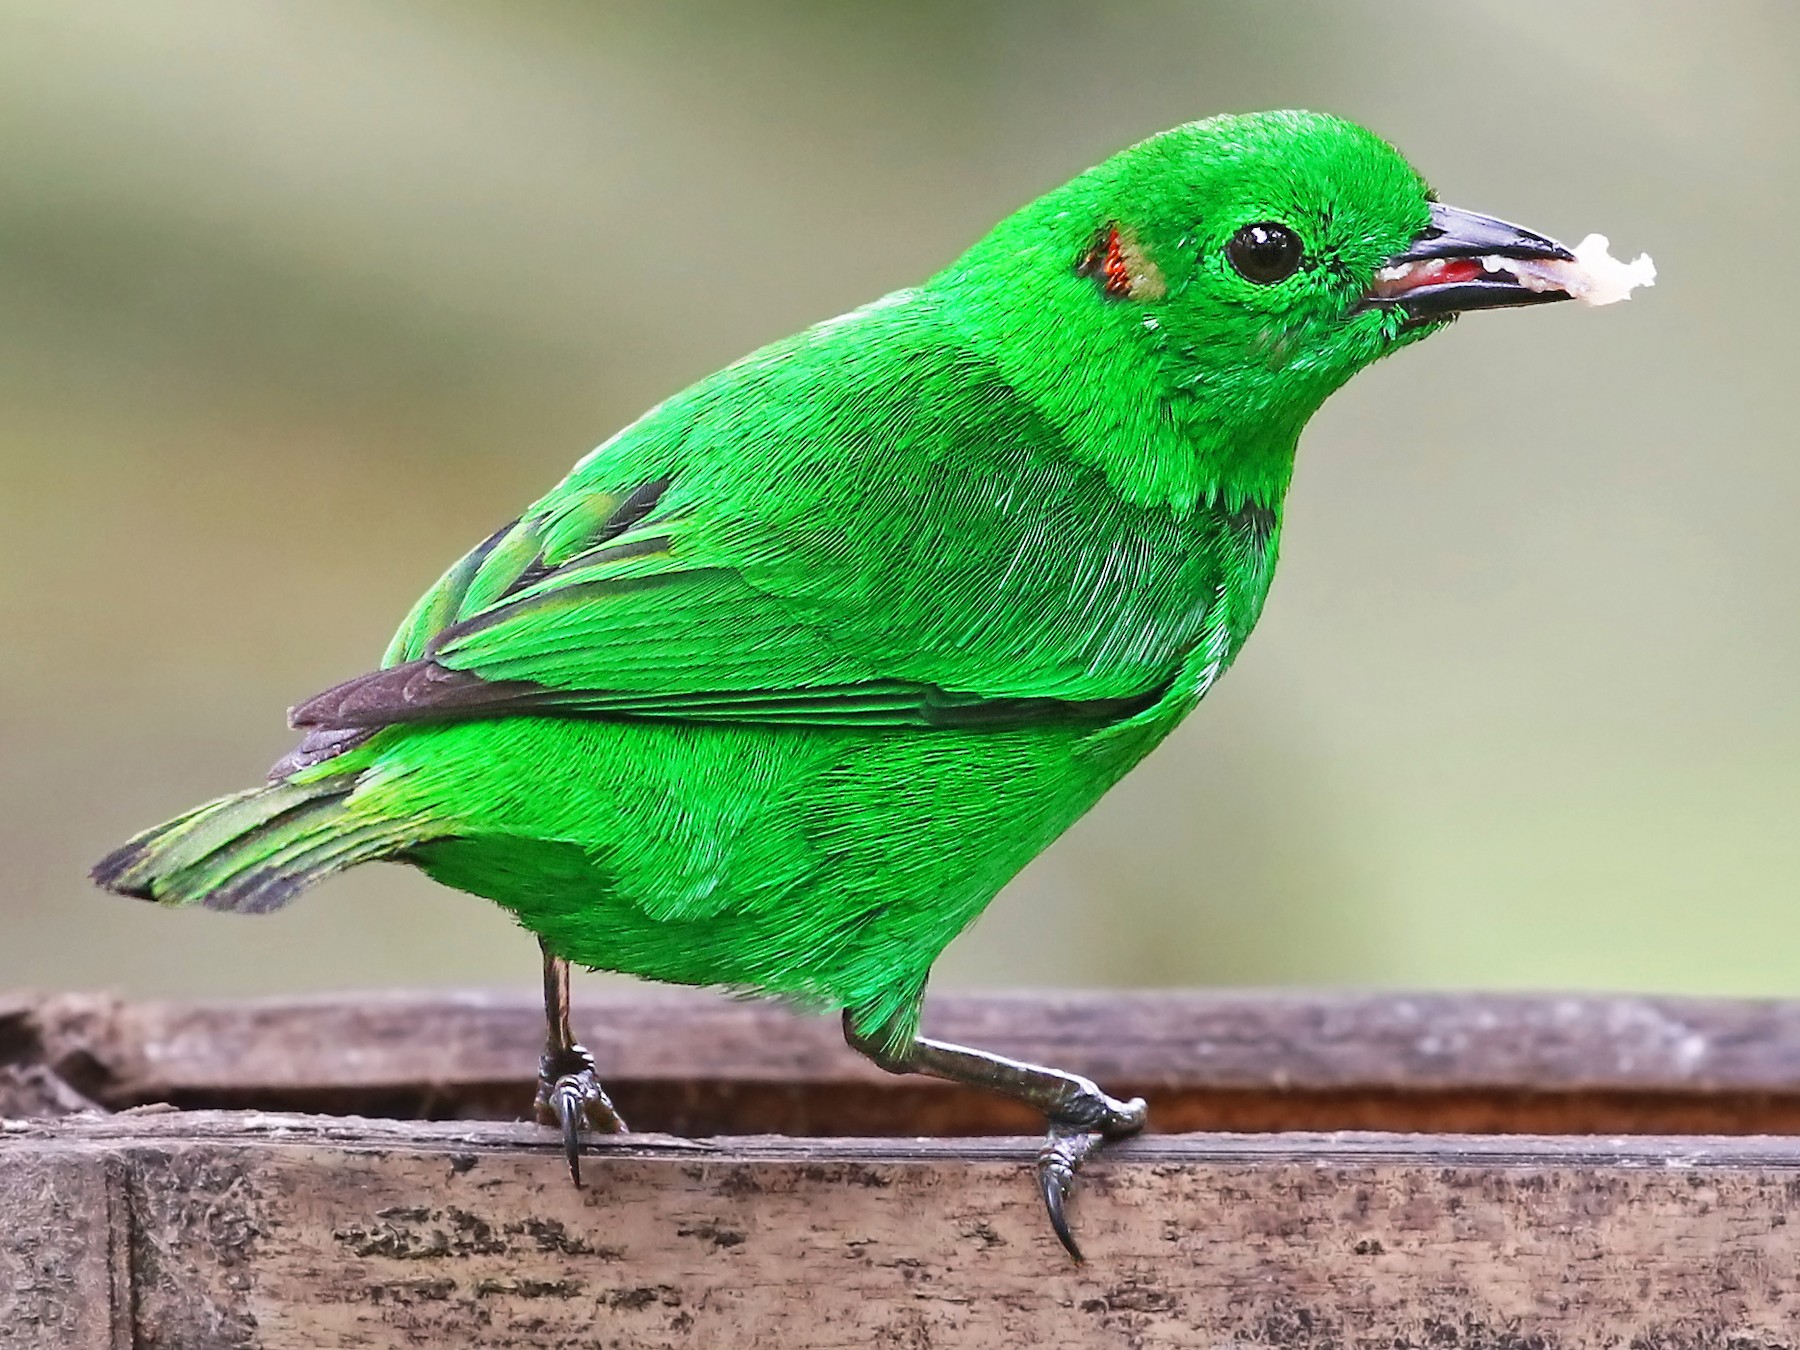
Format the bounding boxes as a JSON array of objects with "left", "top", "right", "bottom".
[
  {"left": 0, "top": 1145, "right": 127, "bottom": 1350},
  {"left": 107, "top": 988, "right": 1800, "bottom": 1091},
  {"left": 8, "top": 1112, "right": 1800, "bottom": 1349},
  {"left": 11, "top": 989, "right": 1800, "bottom": 1136}
]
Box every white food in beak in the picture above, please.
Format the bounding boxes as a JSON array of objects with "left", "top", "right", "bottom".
[{"left": 1485, "top": 234, "right": 1656, "bottom": 307}]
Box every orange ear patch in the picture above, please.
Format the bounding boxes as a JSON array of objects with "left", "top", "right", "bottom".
[{"left": 1077, "top": 222, "right": 1166, "bottom": 302}]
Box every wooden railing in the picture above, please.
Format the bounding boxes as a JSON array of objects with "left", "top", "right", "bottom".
[{"left": 5, "top": 989, "right": 1799, "bottom": 1347}]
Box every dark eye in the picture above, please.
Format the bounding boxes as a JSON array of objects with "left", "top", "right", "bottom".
[{"left": 1227, "top": 222, "right": 1304, "bottom": 284}]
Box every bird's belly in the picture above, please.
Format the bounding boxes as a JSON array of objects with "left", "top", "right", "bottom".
[{"left": 388, "top": 713, "right": 1141, "bottom": 1008}]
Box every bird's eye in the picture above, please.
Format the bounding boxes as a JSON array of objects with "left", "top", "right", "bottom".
[{"left": 1226, "top": 222, "right": 1304, "bottom": 284}]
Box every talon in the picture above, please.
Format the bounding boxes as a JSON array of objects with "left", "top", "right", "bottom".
[
  {"left": 1036, "top": 1135, "right": 1091, "bottom": 1262},
  {"left": 1034, "top": 1096, "right": 1146, "bottom": 1262},
  {"left": 838, "top": 1007, "right": 1148, "bottom": 1264},
  {"left": 535, "top": 1043, "right": 629, "bottom": 1188},
  {"left": 552, "top": 1079, "right": 586, "bottom": 1185}
]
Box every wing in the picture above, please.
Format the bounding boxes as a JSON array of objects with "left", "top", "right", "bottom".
[{"left": 288, "top": 292, "right": 1246, "bottom": 749}]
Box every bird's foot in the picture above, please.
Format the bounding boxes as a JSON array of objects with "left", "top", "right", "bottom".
[
  {"left": 533, "top": 1043, "right": 628, "bottom": 1186},
  {"left": 1035, "top": 1093, "right": 1147, "bottom": 1262}
]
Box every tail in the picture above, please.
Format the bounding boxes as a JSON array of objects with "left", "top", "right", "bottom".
[{"left": 92, "top": 774, "right": 416, "bottom": 914}]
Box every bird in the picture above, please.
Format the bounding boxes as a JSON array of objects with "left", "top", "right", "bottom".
[{"left": 94, "top": 109, "right": 1596, "bottom": 1261}]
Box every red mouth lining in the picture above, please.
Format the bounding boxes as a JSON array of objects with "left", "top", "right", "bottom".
[{"left": 1369, "top": 257, "right": 1487, "bottom": 299}]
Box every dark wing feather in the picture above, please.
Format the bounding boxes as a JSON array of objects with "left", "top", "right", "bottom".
[{"left": 290, "top": 656, "right": 1161, "bottom": 734}]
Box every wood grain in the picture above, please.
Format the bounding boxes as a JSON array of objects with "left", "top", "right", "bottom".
[
  {"left": 9, "top": 993, "right": 1800, "bottom": 1346},
  {"left": 0, "top": 1145, "right": 126, "bottom": 1350},
  {"left": 6, "top": 1112, "right": 1800, "bottom": 1349},
  {"left": 11, "top": 989, "right": 1800, "bottom": 1135}
]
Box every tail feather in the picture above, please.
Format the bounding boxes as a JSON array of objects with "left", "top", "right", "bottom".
[{"left": 92, "top": 775, "right": 419, "bottom": 913}]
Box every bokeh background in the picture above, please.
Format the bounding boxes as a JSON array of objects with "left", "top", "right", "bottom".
[{"left": 4, "top": 2, "right": 1795, "bottom": 1002}]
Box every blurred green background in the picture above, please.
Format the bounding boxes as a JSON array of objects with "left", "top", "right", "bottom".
[{"left": 3, "top": 2, "right": 1795, "bottom": 1002}]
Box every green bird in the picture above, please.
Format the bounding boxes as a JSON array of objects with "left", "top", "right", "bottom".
[{"left": 95, "top": 110, "right": 1595, "bottom": 1259}]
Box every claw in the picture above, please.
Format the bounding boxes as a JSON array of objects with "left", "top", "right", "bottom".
[
  {"left": 1036, "top": 1133, "right": 1092, "bottom": 1261},
  {"left": 1036, "top": 1129, "right": 1104, "bottom": 1262},
  {"left": 534, "top": 1043, "right": 628, "bottom": 1188},
  {"left": 1034, "top": 1096, "right": 1149, "bottom": 1262},
  {"left": 551, "top": 1079, "right": 586, "bottom": 1186},
  {"left": 837, "top": 1008, "right": 1149, "bottom": 1263}
]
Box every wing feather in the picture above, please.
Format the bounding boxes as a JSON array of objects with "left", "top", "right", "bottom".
[{"left": 292, "top": 294, "right": 1237, "bottom": 748}]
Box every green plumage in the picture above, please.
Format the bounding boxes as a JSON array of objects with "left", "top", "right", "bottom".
[{"left": 96, "top": 111, "right": 1447, "bottom": 1044}]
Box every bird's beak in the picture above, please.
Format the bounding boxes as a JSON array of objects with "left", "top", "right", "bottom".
[{"left": 1364, "top": 202, "right": 1578, "bottom": 321}]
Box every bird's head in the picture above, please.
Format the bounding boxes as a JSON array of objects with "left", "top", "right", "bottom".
[{"left": 937, "top": 110, "right": 1579, "bottom": 508}]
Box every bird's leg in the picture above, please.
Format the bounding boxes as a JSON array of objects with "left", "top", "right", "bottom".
[
  {"left": 533, "top": 939, "right": 627, "bottom": 1185},
  {"left": 842, "top": 1008, "right": 1146, "bottom": 1262}
]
